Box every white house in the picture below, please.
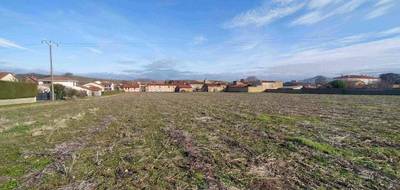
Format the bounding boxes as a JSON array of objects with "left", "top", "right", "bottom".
[
  {"left": 0, "top": 72, "right": 18, "bottom": 82},
  {"left": 102, "top": 82, "right": 115, "bottom": 91},
  {"left": 122, "top": 83, "right": 140, "bottom": 92},
  {"left": 38, "top": 77, "right": 78, "bottom": 87},
  {"left": 82, "top": 86, "right": 102, "bottom": 96},
  {"left": 83, "top": 82, "right": 105, "bottom": 91},
  {"left": 145, "top": 84, "right": 176, "bottom": 92}
]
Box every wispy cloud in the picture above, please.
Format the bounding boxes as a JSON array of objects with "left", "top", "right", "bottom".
[
  {"left": 225, "top": 1, "right": 305, "bottom": 28},
  {"left": 378, "top": 26, "right": 400, "bottom": 36},
  {"left": 366, "top": 0, "right": 396, "bottom": 19},
  {"left": 0, "top": 38, "right": 26, "bottom": 49},
  {"left": 262, "top": 36, "right": 400, "bottom": 79},
  {"left": 336, "top": 26, "right": 400, "bottom": 45},
  {"left": 292, "top": 0, "right": 367, "bottom": 26},
  {"left": 307, "top": 0, "right": 338, "bottom": 9},
  {"left": 85, "top": 47, "right": 103, "bottom": 54}
]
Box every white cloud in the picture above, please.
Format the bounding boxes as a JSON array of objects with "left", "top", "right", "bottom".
[
  {"left": 86, "top": 47, "right": 102, "bottom": 54},
  {"left": 335, "top": 26, "right": 400, "bottom": 45},
  {"left": 225, "top": 1, "right": 305, "bottom": 28},
  {"left": 192, "top": 35, "right": 207, "bottom": 45},
  {"left": 0, "top": 38, "right": 26, "bottom": 49},
  {"left": 308, "top": 0, "right": 338, "bottom": 9},
  {"left": 264, "top": 37, "right": 400, "bottom": 78},
  {"left": 292, "top": 0, "right": 367, "bottom": 25},
  {"left": 378, "top": 27, "right": 400, "bottom": 36},
  {"left": 366, "top": 0, "right": 396, "bottom": 19}
]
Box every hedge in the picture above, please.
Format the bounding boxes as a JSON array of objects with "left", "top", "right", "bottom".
[{"left": 0, "top": 81, "right": 38, "bottom": 99}]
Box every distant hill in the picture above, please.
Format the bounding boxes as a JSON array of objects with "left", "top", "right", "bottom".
[
  {"left": 16, "top": 73, "right": 123, "bottom": 84},
  {"left": 301, "top": 75, "right": 333, "bottom": 84},
  {"left": 15, "top": 73, "right": 48, "bottom": 79}
]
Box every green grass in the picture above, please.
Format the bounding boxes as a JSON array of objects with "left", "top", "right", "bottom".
[{"left": 289, "top": 137, "right": 338, "bottom": 155}]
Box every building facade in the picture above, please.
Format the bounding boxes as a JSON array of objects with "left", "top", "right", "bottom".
[
  {"left": 122, "top": 83, "right": 141, "bottom": 92},
  {"left": 176, "top": 84, "right": 193, "bottom": 92},
  {"left": 0, "top": 72, "right": 18, "bottom": 82},
  {"left": 202, "top": 84, "right": 226, "bottom": 92},
  {"left": 38, "top": 77, "right": 78, "bottom": 87},
  {"left": 146, "top": 84, "right": 176, "bottom": 92}
]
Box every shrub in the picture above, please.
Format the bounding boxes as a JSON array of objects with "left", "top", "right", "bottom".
[
  {"left": 65, "top": 88, "right": 86, "bottom": 98},
  {"left": 0, "top": 81, "right": 37, "bottom": 99},
  {"left": 54, "top": 84, "right": 87, "bottom": 100},
  {"left": 53, "top": 84, "right": 66, "bottom": 100},
  {"left": 329, "top": 80, "right": 347, "bottom": 89}
]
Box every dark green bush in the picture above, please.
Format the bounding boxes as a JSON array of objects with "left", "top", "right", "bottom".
[
  {"left": 329, "top": 80, "right": 347, "bottom": 89},
  {"left": 53, "top": 84, "right": 66, "bottom": 100},
  {"left": 0, "top": 81, "right": 37, "bottom": 99}
]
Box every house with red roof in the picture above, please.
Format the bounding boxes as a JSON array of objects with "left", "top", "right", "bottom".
[
  {"left": 23, "top": 76, "right": 38, "bottom": 84},
  {"left": 38, "top": 76, "right": 78, "bottom": 87},
  {"left": 83, "top": 82, "right": 105, "bottom": 91},
  {"left": 82, "top": 86, "right": 102, "bottom": 96},
  {"left": 122, "top": 83, "right": 141, "bottom": 92},
  {"left": 175, "top": 84, "right": 193, "bottom": 92},
  {"left": 0, "top": 72, "right": 18, "bottom": 82},
  {"left": 145, "top": 83, "right": 176, "bottom": 92},
  {"left": 201, "top": 83, "right": 227, "bottom": 92}
]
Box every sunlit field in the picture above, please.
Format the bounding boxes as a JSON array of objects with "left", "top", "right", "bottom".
[{"left": 0, "top": 93, "right": 399, "bottom": 189}]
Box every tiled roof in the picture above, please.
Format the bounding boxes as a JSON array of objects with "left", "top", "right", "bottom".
[
  {"left": 176, "top": 84, "right": 192, "bottom": 88},
  {"left": 147, "top": 83, "right": 176, "bottom": 87},
  {"left": 82, "top": 86, "right": 102, "bottom": 91},
  {"left": 122, "top": 83, "right": 140, "bottom": 88},
  {"left": 207, "top": 84, "right": 226, "bottom": 87},
  {"left": 0, "top": 72, "right": 13, "bottom": 79},
  {"left": 38, "top": 76, "right": 78, "bottom": 82}
]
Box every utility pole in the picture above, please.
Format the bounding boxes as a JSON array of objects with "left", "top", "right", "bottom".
[{"left": 42, "top": 40, "right": 58, "bottom": 101}]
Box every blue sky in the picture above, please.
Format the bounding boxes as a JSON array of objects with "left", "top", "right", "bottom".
[{"left": 0, "top": 0, "right": 400, "bottom": 80}]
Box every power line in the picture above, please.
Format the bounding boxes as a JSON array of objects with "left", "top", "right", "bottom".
[{"left": 42, "top": 40, "right": 59, "bottom": 101}]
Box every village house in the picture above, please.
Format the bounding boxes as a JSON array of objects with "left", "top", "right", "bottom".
[
  {"left": 0, "top": 72, "right": 18, "bottom": 82},
  {"left": 23, "top": 76, "right": 38, "bottom": 84},
  {"left": 247, "top": 81, "right": 283, "bottom": 92},
  {"left": 102, "top": 82, "right": 115, "bottom": 91},
  {"left": 225, "top": 82, "right": 250, "bottom": 92},
  {"left": 122, "top": 83, "right": 141, "bottom": 92},
  {"left": 145, "top": 84, "right": 176, "bottom": 92},
  {"left": 260, "top": 81, "right": 283, "bottom": 89},
  {"left": 175, "top": 84, "right": 193, "bottom": 92},
  {"left": 82, "top": 86, "right": 102, "bottom": 96},
  {"left": 226, "top": 80, "right": 283, "bottom": 92},
  {"left": 189, "top": 81, "right": 205, "bottom": 92},
  {"left": 202, "top": 83, "right": 227, "bottom": 92},
  {"left": 38, "top": 76, "right": 78, "bottom": 87},
  {"left": 334, "top": 75, "right": 380, "bottom": 85},
  {"left": 83, "top": 82, "right": 105, "bottom": 91}
]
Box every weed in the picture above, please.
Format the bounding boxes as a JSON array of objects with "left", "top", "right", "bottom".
[{"left": 289, "top": 137, "right": 338, "bottom": 155}]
